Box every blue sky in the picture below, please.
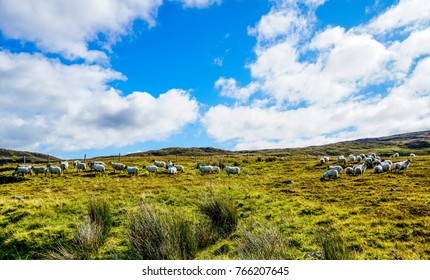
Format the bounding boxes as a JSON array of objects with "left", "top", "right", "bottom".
[{"left": 1, "top": 0, "right": 430, "bottom": 159}]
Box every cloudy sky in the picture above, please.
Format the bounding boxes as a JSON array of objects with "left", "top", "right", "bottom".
[{"left": 1, "top": 0, "right": 429, "bottom": 159}]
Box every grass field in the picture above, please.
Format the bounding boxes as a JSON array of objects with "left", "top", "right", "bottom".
[{"left": 0, "top": 153, "right": 429, "bottom": 260}]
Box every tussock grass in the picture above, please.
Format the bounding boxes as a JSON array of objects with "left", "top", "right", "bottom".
[
  {"left": 127, "top": 202, "right": 199, "bottom": 260},
  {"left": 316, "top": 224, "right": 355, "bottom": 260},
  {"left": 199, "top": 195, "right": 238, "bottom": 238}
]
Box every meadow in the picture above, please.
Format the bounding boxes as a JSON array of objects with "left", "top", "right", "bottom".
[{"left": 0, "top": 152, "right": 429, "bottom": 260}]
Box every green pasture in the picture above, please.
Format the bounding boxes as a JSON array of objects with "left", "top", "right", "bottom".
[{"left": 0, "top": 153, "right": 429, "bottom": 260}]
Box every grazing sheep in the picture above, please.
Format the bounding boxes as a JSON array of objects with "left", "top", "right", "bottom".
[
  {"left": 353, "top": 164, "right": 367, "bottom": 176},
  {"left": 374, "top": 165, "right": 383, "bottom": 174},
  {"left": 125, "top": 166, "right": 139, "bottom": 176},
  {"left": 88, "top": 161, "right": 106, "bottom": 170},
  {"left": 345, "top": 167, "right": 354, "bottom": 175},
  {"left": 198, "top": 165, "right": 214, "bottom": 174},
  {"left": 410, "top": 153, "right": 416, "bottom": 157},
  {"left": 109, "top": 162, "right": 126, "bottom": 173},
  {"left": 73, "top": 161, "right": 86, "bottom": 172},
  {"left": 143, "top": 165, "right": 158, "bottom": 176},
  {"left": 394, "top": 159, "right": 412, "bottom": 173},
  {"left": 173, "top": 165, "right": 185, "bottom": 172},
  {"left": 212, "top": 166, "right": 221, "bottom": 173},
  {"left": 47, "top": 164, "right": 62, "bottom": 176},
  {"left": 319, "top": 158, "right": 325, "bottom": 165},
  {"left": 324, "top": 156, "right": 330, "bottom": 162},
  {"left": 225, "top": 166, "right": 240, "bottom": 176},
  {"left": 392, "top": 152, "right": 400, "bottom": 158},
  {"left": 327, "top": 165, "right": 343, "bottom": 175},
  {"left": 31, "top": 166, "right": 47, "bottom": 176},
  {"left": 348, "top": 154, "right": 356, "bottom": 161},
  {"left": 321, "top": 169, "right": 339, "bottom": 180},
  {"left": 167, "top": 166, "right": 177, "bottom": 175},
  {"left": 167, "top": 160, "right": 174, "bottom": 167},
  {"left": 356, "top": 156, "right": 362, "bottom": 163},
  {"left": 12, "top": 165, "right": 32, "bottom": 177},
  {"left": 60, "top": 161, "right": 69, "bottom": 173},
  {"left": 337, "top": 156, "right": 347, "bottom": 166},
  {"left": 93, "top": 163, "right": 105, "bottom": 175},
  {"left": 380, "top": 162, "right": 392, "bottom": 173},
  {"left": 153, "top": 160, "right": 166, "bottom": 168}
]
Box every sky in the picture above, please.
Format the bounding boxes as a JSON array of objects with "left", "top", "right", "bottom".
[{"left": 1, "top": 0, "right": 430, "bottom": 159}]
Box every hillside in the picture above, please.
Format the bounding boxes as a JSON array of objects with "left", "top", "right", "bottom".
[
  {"left": 127, "top": 130, "right": 430, "bottom": 157},
  {"left": 0, "top": 148, "right": 60, "bottom": 164}
]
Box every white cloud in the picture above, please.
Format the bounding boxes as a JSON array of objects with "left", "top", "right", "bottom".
[
  {"left": 178, "top": 0, "right": 222, "bottom": 8},
  {"left": 368, "top": 0, "right": 430, "bottom": 33},
  {"left": 215, "top": 77, "right": 259, "bottom": 101},
  {"left": 205, "top": 0, "right": 430, "bottom": 150},
  {"left": 0, "top": 51, "right": 199, "bottom": 152},
  {"left": 0, "top": 0, "right": 163, "bottom": 62}
]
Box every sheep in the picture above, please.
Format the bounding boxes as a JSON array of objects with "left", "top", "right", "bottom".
[
  {"left": 73, "top": 161, "right": 86, "bottom": 172},
  {"left": 321, "top": 169, "right": 339, "bottom": 180},
  {"left": 348, "top": 154, "right": 356, "bottom": 161},
  {"left": 143, "top": 165, "right": 158, "bottom": 176},
  {"left": 88, "top": 161, "right": 105, "bottom": 170},
  {"left": 345, "top": 167, "right": 354, "bottom": 175},
  {"left": 225, "top": 166, "right": 240, "bottom": 176},
  {"left": 153, "top": 160, "right": 166, "bottom": 168},
  {"left": 353, "top": 164, "right": 367, "bottom": 176},
  {"left": 393, "top": 159, "right": 412, "bottom": 173},
  {"left": 167, "top": 160, "right": 174, "bottom": 167},
  {"left": 356, "top": 156, "right": 362, "bottom": 163},
  {"left": 167, "top": 166, "right": 177, "bottom": 175},
  {"left": 60, "top": 161, "right": 69, "bottom": 173},
  {"left": 109, "top": 162, "right": 126, "bottom": 173},
  {"left": 212, "top": 166, "right": 221, "bottom": 174},
  {"left": 12, "top": 165, "right": 32, "bottom": 177},
  {"left": 392, "top": 152, "right": 399, "bottom": 158},
  {"left": 324, "top": 156, "right": 330, "bottom": 162},
  {"left": 410, "top": 153, "right": 416, "bottom": 157},
  {"left": 380, "top": 162, "right": 392, "bottom": 173},
  {"left": 198, "top": 165, "right": 214, "bottom": 174},
  {"left": 125, "top": 166, "right": 139, "bottom": 176},
  {"left": 319, "top": 158, "right": 325, "bottom": 165},
  {"left": 31, "top": 166, "right": 47, "bottom": 176},
  {"left": 47, "top": 164, "right": 62, "bottom": 176},
  {"left": 173, "top": 165, "right": 185, "bottom": 172},
  {"left": 374, "top": 165, "right": 383, "bottom": 174},
  {"left": 337, "top": 156, "right": 347, "bottom": 166},
  {"left": 327, "top": 165, "right": 343, "bottom": 175},
  {"left": 93, "top": 163, "right": 105, "bottom": 175}
]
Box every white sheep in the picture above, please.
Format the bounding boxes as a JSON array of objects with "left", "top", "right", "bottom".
[
  {"left": 392, "top": 152, "right": 399, "bottom": 158},
  {"left": 31, "top": 166, "right": 47, "bottom": 176},
  {"left": 60, "top": 161, "right": 69, "bottom": 173},
  {"left": 225, "top": 166, "right": 240, "bottom": 176},
  {"left": 356, "top": 156, "right": 362, "bottom": 163},
  {"left": 348, "top": 154, "right": 356, "bottom": 161},
  {"left": 410, "top": 153, "right": 416, "bottom": 157},
  {"left": 374, "top": 165, "right": 383, "bottom": 174},
  {"left": 393, "top": 159, "right": 412, "bottom": 173},
  {"left": 109, "top": 162, "right": 126, "bottom": 173},
  {"left": 173, "top": 165, "right": 185, "bottom": 172},
  {"left": 337, "top": 156, "right": 347, "bottom": 166},
  {"left": 212, "top": 166, "right": 221, "bottom": 173},
  {"left": 143, "top": 165, "right": 158, "bottom": 176},
  {"left": 88, "top": 161, "right": 106, "bottom": 170},
  {"left": 353, "top": 164, "right": 367, "bottom": 176},
  {"left": 321, "top": 169, "right": 339, "bottom": 180},
  {"left": 47, "top": 164, "right": 62, "bottom": 176},
  {"left": 74, "top": 161, "right": 86, "bottom": 172},
  {"left": 324, "top": 156, "right": 330, "bottom": 162},
  {"left": 12, "top": 165, "right": 32, "bottom": 177},
  {"left": 319, "top": 158, "right": 325, "bottom": 165},
  {"left": 198, "top": 165, "right": 214, "bottom": 174},
  {"left": 153, "top": 160, "right": 166, "bottom": 168},
  {"left": 93, "top": 163, "right": 105, "bottom": 175},
  {"left": 167, "top": 166, "right": 177, "bottom": 175},
  {"left": 125, "top": 166, "right": 139, "bottom": 176},
  {"left": 345, "top": 167, "right": 353, "bottom": 175},
  {"left": 327, "top": 165, "right": 343, "bottom": 175},
  {"left": 380, "top": 162, "right": 392, "bottom": 173}
]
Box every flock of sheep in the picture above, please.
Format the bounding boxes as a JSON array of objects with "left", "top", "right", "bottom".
[
  {"left": 320, "top": 152, "right": 415, "bottom": 180},
  {"left": 10, "top": 159, "right": 241, "bottom": 177}
]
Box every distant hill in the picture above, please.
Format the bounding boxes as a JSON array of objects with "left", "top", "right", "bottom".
[
  {"left": 0, "top": 148, "right": 61, "bottom": 165},
  {"left": 127, "top": 130, "right": 430, "bottom": 158}
]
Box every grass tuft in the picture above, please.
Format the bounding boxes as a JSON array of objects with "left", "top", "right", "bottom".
[
  {"left": 316, "top": 225, "right": 355, "bottom": 260},
  {"left": 199, "top": 195, "right": 238, "bottom": 238}
]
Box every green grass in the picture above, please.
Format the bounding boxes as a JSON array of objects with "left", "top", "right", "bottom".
[{"left": 0, "top": 153, "right": 429, "bottom": 259}]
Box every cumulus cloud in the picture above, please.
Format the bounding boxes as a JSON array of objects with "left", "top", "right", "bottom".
[
  {"left": 206, "top": 0, "right": 430, "bottom": 150},
  {"left": 0, "top": 51, "right": 199, "bottom": 152},
  {"left": 0, "top": 0, "right": 163, "bottom": 62}
]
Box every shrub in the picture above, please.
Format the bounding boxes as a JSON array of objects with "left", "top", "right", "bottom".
[
  {"left": 316, "top": 225, "right": 354, "bottom": 260},
  {"left": 127, "top": 202, "right": 199, "bottom": 260},
  {"left": 199, "top": 195, "right": 238, "bottom": 237},
  {"left": 237, "top": 223, "right": 292, "bottom": 260}
]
